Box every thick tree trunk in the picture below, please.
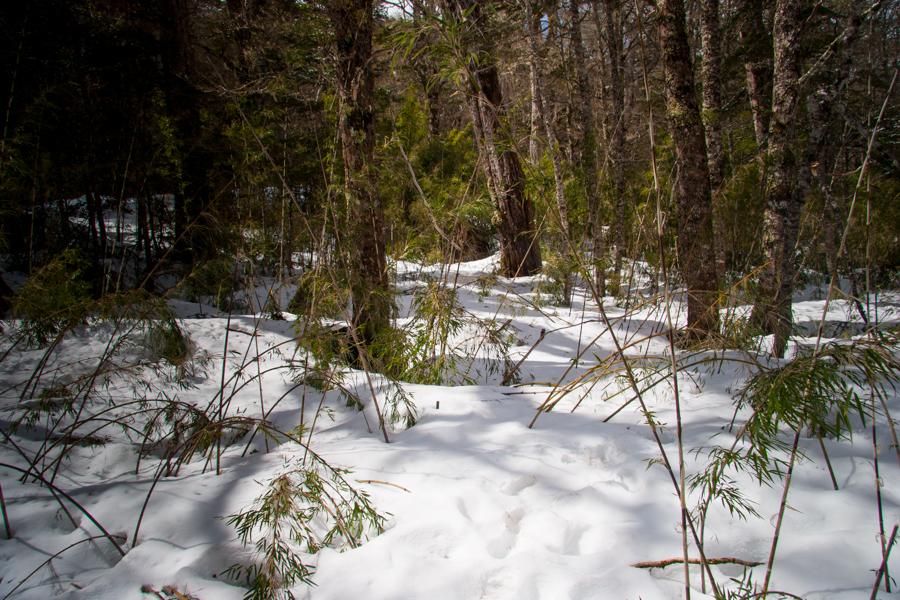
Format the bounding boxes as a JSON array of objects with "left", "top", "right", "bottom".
[
  {"left": 657, "top": 0, "right": 720, "bottom": 336},
  {"left": 444, "top": 0, "right": 542, "bottom": 278},
  {"left": 328, "top": 0, "right": 391, "bottom": 345},
  {"left": 755, "top": 0, "right": 805, "bottom": 357},
  {"left": 700, "top": 0, "right": 727, "bottom": 279}
]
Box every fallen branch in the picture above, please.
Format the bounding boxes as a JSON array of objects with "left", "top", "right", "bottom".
[
  {"left": 356, "top": 479, "right": 412, "bottom": 493},
  {"left": 632, "top": 557, "right": 763, "bottom": 569}
]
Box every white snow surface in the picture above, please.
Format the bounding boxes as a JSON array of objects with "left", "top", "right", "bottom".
[{"left": 1, "top": 255, "right": 899, "bottom": 600}]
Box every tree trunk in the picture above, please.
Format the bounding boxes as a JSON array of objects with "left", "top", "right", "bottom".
[
  {"left": 755, "top": 0, "right": 805, "bottom": 357},
  {"left": 700, "top": 0, "right": 727, "bottom": 279},
  {"left": 526, "top": 2, "right": 542, "bottom": 165},
  {"left": 735, "top": 0, "right": 773, "bottom": 152},
  {"left": 412, "top": 1, "right": 444, "bottom": 138},
  {"left": 597, "top": 0, "right": 627, "bottom": 296},
  {"left": 527, "top": 2, "right": 571, "bottom": 300},
  {"left": 138, "top": 195, "right": 152, "bottom": 270},
  {"left": 657, "top": 0, "right": 720, "bottom": 336},
  {"left": 161, "top": 0, "right": 212, "bottom": 263},
  {"left": 569, "top": 0, "right": 603, "bottom": 294},
  {"left": 443, "top": 0, "right": 542, "bottom": 278},
  {"left": 799, "top": 3, "right": 875, "bottom": 290},
  {"left": 529, "top": 58, "right": 542, "bottom": 164},
  {"left": 328, "top": 0, "right": 391, "bottom": 346},
  {"left": 0, "top": 271, "right": 11, "bottom": 315}
]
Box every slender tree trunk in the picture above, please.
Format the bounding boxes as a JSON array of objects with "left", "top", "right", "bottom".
[
  {"left": 162, "top": 0, "right": 212, "bottom": 262},
  {"left": 547, "top": 4, "right": 575, "bottom": 165},
  {"left": 657, "top": 0, "right": 720, "bottom": 336},
  {"left": 86, "top": 186, "right": 99, "bottom": 253},
  {"left": 328, "top": 0, "right": 391, "bottom": 345},
  {"left": 527, "top": 2, "right": 570, "bottom": 300},
  {"left": 569, "top": 0, "right": 603, "bottom": 294},
  {"left": 527, "top": 3, "right": 543, "bottom": 165},
  {"left": 412, "top": 1, "right": 444, "bottom": 138},
  {"left": 443, "top": 0, "right": 542, "bottom": 277},
  {"left": 598, "top": 0, "right": 627, "bottom": 295},
  {"left": 736, "top": 0, "right": 773, "bottom": 152},
  {"left": 529, "top": 59, "right": 542, "bottom": 164},
  {"left": 700, "top": 0, "right": 727, "bottom": 280},
  {"left": 138, "top": 195, "right": 152, "bottom": 270},
  {"left": 91, "top": 191, "right": 108, "bottom": 256},
  {"left": 756, "top": 0, "right": 806, "bottom": 357},
  {"left": 0, "top": 271, "right": 12, "bottom": 315}
]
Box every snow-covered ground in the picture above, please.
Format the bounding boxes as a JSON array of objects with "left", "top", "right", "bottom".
[{"left": 1, "top": 256, "right": 898, "bottom": 599}]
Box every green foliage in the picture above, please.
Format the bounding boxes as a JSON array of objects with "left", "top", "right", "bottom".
[
  {"left": 534, "top": 252, "right": 575, "bottom": 307},
  {"left": 287, "top": 269, "right": 349, "bottom": 319},
  {"left": 12, "top": 249, "right": 92, "bottom": 345},
  {"left": 804, "top": 174, "right": 900, "bottom": 282},
  {"left": 145, "top": 319, "right": 192, "bottom": 368},
  {"left": 717, "top": 162, "right": 765, "bottom": 274},
  {"left": 392, "top": 280, "right": 514, "bottom": 385},
  {"left": 382, "top": 381, "right": 419, "bottom": 429},
  {"left": 225, "top": 459, "right": 385, "bottom": 599},
  {"left": 737, "top": 339, "right": 896, "bottom": 444},
  {"left": 180, "top": 258, "right": 244, "bottom": 312},
  {"left": 692, "top": 335, "right": 899, "bottom": 523},
  {"left": 296, "top": 321, "right": 355, "bottom": 370},
  {"left": 400, "top": 281, "right": 467, "bottom": 385},
  {"left": 380, "top": 91, "right": 490, "bottom": 263}
]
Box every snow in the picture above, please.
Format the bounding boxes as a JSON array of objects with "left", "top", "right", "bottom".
[{"left": 1, "top": 255, "right": 898, "bottom": 599}]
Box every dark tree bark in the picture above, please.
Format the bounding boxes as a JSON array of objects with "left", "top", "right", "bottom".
[
  {"left": 526, "top": 1, "right": 570, "bottom": 300},
  {"left": 799, "top": 2, "right": 878, "bottom": 288},
  {"left": 160, "top": 0, "right": 214, "bottom": 262},
  {"left": 529, "top": 56, "right": 542, "bottom": 164},
  {"left": 443, "top": 0, "right": 542, "bottom": 277},
  {"left": 755, "top": 0, "right": 806, "bottom": 357},
  {"left": 751, "top": 1, "right": 876, "bottom": 355},
  {"left": 700, "top": 0, "right": 727, "bottom": 278},
  {"left": 411, "top": 1, "right": 445, "bottom": 138},
  {"left": 0, "top": 271, "right": 12, "bottom": 315},
  {"left": 657, "top": 0, "right": 720, "bottom": 336},
  {"left": 138, "top": 195, "right": 152, "bottom": 269},
  {"left": 327, "top": 0, "right": 391, "bottom": 345},
  {"left": 568, "top": 0, "right": 605, "bottom": 294},
  {"left": 597, "top": 0, "right": 627, "bottom": 295},
  {"left": 735, "top": 0, "right": 773, "bottom": 152}
]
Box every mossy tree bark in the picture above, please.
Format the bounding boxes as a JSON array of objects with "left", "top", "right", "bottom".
[
  {"left": 597, "top": 0, "right": 627, "bottom": 295},
  {"left": 442, "top": 0, "right": 542, "bottom": 278},
  {"left": 327, "top": 0, "right": 391, "bottom": 346},
  {"left": 755, "top": 0, "right": 806, "bottom": 357},
  {"left": 700, "top": 0, "right": 727, "bottom": 280},
  {"left": 568, "top": 0, "right": 602, "bottom": 293},
  {"left": 657, "top": 0, "right": 720, "bottom": 336},
  {"left": 735, "top": 0, "right": 773, "bottom": 153}
]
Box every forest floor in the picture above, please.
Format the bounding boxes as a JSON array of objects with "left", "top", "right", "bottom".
[{"left": 1, "top": 254, "right": 899, "bottom": 600}]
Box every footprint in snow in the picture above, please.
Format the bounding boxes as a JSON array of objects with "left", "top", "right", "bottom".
[
  {"left": 501, "top": 475, "right": 536, "bottom": 496},
  {"left": 456, "top": 497, "right": 471, "bottom": 521},
  {"left": 486, "top": 507, "right": 524, "bottom": 559}
]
